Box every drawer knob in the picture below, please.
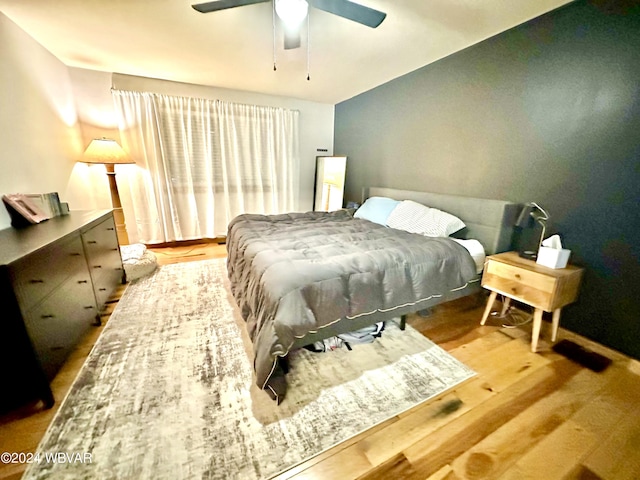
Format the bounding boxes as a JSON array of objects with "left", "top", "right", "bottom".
[
  {"left": 107, "top": 227, "right": 115, "bottom": 231},
  {"left": 511, "top": 287, "right": 518, "bottom": 293},
  {"left": 515, "top": 274, "right": 521, "bottom": 280},
  {"left": 29, "top": 279, "right": 44, "bottom": 284}
]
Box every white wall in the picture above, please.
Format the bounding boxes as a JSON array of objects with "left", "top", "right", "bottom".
[
  {"left": 0, "top": 13, "right": 89, "bottom": 229},
  {"left": 0, "top": 12, "right": 335, "bottom": 233}
]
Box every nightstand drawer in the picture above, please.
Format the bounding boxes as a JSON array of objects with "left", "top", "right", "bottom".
[
  {"left": 481, "top": 274, "right": 553, "bottom": 310},
  {"left": 482, "top": 260, "right": 556, "bottom": 310},
  {"left": 485, "top": 261, "right": 555, "bottom": 292}
]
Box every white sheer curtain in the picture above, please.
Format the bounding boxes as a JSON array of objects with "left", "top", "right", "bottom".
[{"left": 111, "top": 90, "right": 299, "bottom": 244}]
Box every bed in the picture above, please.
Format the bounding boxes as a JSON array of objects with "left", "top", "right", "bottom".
[{"left": 226, "top": 187, "right": 519, "bottom": 402}]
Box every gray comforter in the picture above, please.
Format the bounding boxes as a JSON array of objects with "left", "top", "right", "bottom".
[{"left": 226, "top": 209, "right": 477, "bottom": 401}]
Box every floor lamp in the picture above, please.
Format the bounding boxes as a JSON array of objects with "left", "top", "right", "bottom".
[{"left": 81, "top": 138, "right": 134, "bottom": 245}]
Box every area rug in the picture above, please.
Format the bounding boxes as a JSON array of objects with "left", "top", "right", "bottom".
[{"left": 24, "top": 258, "right": 475, "bottom": 480}]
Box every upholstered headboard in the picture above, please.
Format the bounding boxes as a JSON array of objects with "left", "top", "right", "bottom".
[{"left": 364, "top": 187, "right": 519, "bottom": 255}]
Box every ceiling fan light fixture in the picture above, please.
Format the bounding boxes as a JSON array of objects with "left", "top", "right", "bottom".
[{"left": 275, "top": 0, "right": 309, "bottom": 28}]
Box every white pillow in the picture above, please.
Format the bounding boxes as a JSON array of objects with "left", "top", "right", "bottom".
[{"left": 387, "top": 200, "right": 465, "bottom": 237}]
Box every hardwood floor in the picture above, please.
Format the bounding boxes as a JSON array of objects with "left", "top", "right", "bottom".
[{"left": 1, "top": 243, "right": 639, "bottom": 480}]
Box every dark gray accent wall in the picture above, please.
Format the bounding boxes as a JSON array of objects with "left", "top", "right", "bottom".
[{"left": 335, "top": 0, "right": 640, "bottom": 359}]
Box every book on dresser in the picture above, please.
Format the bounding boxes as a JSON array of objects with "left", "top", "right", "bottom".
[{"left": 0, "top": 210, "right": 125, "bottom": 412}]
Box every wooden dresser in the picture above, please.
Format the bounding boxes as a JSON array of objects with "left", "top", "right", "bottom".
[{"left": 0, "top": 210, "right": 125, "bottom": 412}]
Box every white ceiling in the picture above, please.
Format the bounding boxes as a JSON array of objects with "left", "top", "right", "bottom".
[{"left": 0, "top": 0, "right": 573, "bottom": 104}]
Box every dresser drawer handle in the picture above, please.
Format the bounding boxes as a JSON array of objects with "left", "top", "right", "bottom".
[
  {"left": 77, "top": 280, "right": 89, "bottom": 284},
  {"left": 107, "top": 227, "right": 115, "bottom": 231},
  {"left": 93, "top": 265, "right": 102, "bottom": 269},
  {"left": 515, "top": 274, "right": 521, "bottom": 280},
  {"left": 112, "top": 248, "right": 119, "bottom": 251},
  {"left": 29, "top": 279, "right": 45, "bottom": 284},
  {"left": 70, "top": 252, "right": 82, "bottom": 256},
  {"left": 511, "top": 287, "right": 518, "bottom": 294},
  {"left": 41, "top": 314, "right": 55, "bottom": 319},
  {"left": 84, "top": 306, "right": 95, "bottom": 310},
  {"left": 87, "top": 240, "right": 97, "bottom": 244},
  {"left": 99, "top": 288, "right": 107, "bottom": 291}
]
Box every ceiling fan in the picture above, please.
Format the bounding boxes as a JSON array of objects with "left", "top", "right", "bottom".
[{"left": 192, "top": 0, "right": 387, "bottom": 50}]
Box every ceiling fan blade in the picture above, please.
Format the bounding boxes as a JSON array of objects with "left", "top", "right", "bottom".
[
  {"left": 309, "top": 0, "right": 386, "bottom": 28},
  {"left": 192, "top": 0, "right": 269, "bottom": 14},
  {"left": 283, "top": 28, "right": 301, "bottom": 49}
]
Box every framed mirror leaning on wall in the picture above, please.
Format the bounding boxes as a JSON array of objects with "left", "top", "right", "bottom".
[{"left": 313, "top": 156, "right": 347, "bottom": 212}]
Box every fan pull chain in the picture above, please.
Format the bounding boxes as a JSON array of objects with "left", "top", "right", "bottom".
[
  {"left": 306, "top": 9, "right": 310, "bottom": 81},
  {"left": 272, "top": 0, "right": 277, "bottom": 71}
]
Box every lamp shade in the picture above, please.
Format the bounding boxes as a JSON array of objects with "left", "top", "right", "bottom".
[{"left": 82, "top": 138, "right": 133, "bottom": 165}]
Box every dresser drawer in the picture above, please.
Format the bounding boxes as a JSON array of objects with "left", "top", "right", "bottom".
[
  {"left": 12, "top": 234, "right": 87, "bottom": 311},
  {"left": 82, "top": 215, "right": 124, "bottom": 309},
  {"left": 23, "top": 273, "right": 97, "bottom": 379},
  {"left": 482, "top": 260, "right": 557, "bottom": 310},
  {"left": 82, "top": 216, "right": 119, "bottom": 261},
  {"left": 93, "top": 265, "right": 124, "bottom": 309},
  {"left": 87, "top": 247, "right": 123, "bottom": 276}
]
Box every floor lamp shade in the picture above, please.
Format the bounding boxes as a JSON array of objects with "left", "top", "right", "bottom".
[
  {"left": 81, "top": 138, "right": 134, "bottom": 245},
  {"left": 82, "top": 138, "right": 134, "bottom": 165}
]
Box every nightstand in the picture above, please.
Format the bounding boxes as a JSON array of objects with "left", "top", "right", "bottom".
[{"left": 480, "top": 251, "right": 584, "bottom": 352}]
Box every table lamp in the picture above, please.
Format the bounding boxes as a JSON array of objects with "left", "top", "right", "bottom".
[
  {"left": 516, "top": 202, "right": 550, "bottom": 260},
  {"left": 81, "top": 138, "right": 134, "bottom": 245}
]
